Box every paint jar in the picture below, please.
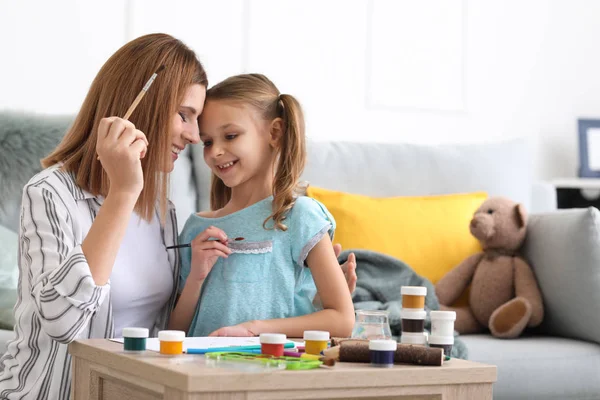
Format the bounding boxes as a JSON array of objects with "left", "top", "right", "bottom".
[
  {"left": 430, "top": 310, "right": 457, "bottom": 336},
  {"left": 400, "top": 332, "right": 428, "bottom": 346},
  {"left": 122, "top": 327, "right": 149, "bottom": 352},
  {"left": 401, "top": 286, "right": 427, "bottom": 309},
  {"left": 400, "top": 309, "right": 426, "bottom": 333},
  {"left": 429, "top": 335, "right": 454, "bottom": 357},
  {"left": 303, "top": 331, "right": 330, "bottom": 355},
  {"left": 369, "top": 339, "right": 396, "bottom": 368},
  {"left": 352, "top": 310, "right": 392, "bottom": 340},
  {"left": 158, "top": 330, "right": 185, "bottom": 355},
  {"left": 260, "top": 333, "right": 287, "bottom": 357}
]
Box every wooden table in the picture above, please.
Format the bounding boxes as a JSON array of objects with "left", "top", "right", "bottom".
[{"left": 69, "top": 339, "right": 497, "bottom": 400}]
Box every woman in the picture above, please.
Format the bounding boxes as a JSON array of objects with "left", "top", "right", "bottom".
[{"left": 0, "top": 34, "right": 356, "bottom": 400}]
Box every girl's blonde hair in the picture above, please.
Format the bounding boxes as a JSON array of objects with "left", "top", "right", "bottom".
[
  {"left": 206, "top": 73, "right": 306, "bottom": 231},
  {"left": 42, "top": 33, "right": 207, "bottom": 222}
]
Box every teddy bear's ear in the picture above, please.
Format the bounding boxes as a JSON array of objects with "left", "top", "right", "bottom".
[{"left": 514, "top": 203, "right": 527, "bottom": 228}]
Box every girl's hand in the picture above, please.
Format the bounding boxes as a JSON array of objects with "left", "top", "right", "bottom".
[
  {"left": 333, "top": 244, "right": 357, "bottom": 294},
  {"left": 96, "top": 117, "right": 149, "bottom": 197},
  {"left": 208, "top": 321, "right": 257, "bottom": 337},
  {"left": 189, "top": 226, "right": 232, "bottom": 282}
]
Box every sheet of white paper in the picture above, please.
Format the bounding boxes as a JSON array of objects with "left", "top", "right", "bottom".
[
  {"left": 110, "top": 336, "right": 301, "bottom": 353},
  {"left": 587, "top": 128, "right": 600, "bottom": 170}
]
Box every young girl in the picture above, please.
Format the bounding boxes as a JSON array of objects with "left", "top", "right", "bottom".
[{"left": 169, "top": 74, "right": 355, "bottom": 338}]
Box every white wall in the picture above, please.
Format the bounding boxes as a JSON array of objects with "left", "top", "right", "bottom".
[{"left": 1, "top": 0, "right": 599, "bottom": 180}]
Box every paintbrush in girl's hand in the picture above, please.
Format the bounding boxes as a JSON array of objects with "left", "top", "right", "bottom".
[{"left": 166, "top": 237, "right": 245, "bottom": 250}]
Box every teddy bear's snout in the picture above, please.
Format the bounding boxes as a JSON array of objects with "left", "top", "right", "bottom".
[{"left": 470, "top": 214, "right": 495, "bottom": 240}]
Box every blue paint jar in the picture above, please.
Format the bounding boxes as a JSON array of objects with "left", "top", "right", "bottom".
[
  {"left": 122, "top": 327, "right": 149, "bottom": 352},
  {"left": 369, "top": 339, "right": 396, "bottom": 368}
]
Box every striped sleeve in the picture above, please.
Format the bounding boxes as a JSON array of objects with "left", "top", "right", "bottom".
[{"left": 21, "top": 182, "right": 110, "bottom": 344}]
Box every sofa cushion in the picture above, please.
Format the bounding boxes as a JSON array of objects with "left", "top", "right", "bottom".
[
  {"left": 0, "top": 111, "right": 71, "bottom": 232},
  {"left": 523, "top": 207, "right": 600, "bottom": 344},
  {"left": 302, "top": 138, "right": 533, "bottom": 208},
  {"left": 462, "top": 334, "right": 600, "bottom": 400},
  {"left": 169, "top": 146, "right": 201, "bottom": 231},
  {"left": 307, "top": 186, "right": 486, "bottom": 284},
  {"left": 0, "top": 224, "right": 18, "bottom": 330},
  {"left": 190, "top": 144, "right": 213, "bottom": 212}
]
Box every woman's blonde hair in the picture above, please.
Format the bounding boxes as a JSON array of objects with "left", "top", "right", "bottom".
[
  {"left": 206, "top": 73, "right": 306, "bottom": 231},
  {"left": 42, "top": 33, "right": 207, "bottom": 222}
]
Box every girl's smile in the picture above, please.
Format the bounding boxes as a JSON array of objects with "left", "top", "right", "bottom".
[{"left": 216, "top": 159, "right": 239, "bottom": 174}]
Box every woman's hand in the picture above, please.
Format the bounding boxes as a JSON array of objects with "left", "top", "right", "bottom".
[
  {"left": 189, "top": 226, "right": 232, "bottom": 282},
  {"left": 96, "top": 117, "right": 149, "bottom": 197},
  {"left": 208, "top": 321, "right": 257, "bottom": 337}
]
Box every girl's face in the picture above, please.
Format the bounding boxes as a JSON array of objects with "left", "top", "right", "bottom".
[
  {"left": 166, "top": 84, "right": 206, "bottom": 172},
  {"left": 199, "top": 99, "right": 277, "bottom": 190}
]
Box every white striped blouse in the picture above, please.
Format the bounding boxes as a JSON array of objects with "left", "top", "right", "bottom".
[{"left": 0, "top": 165, "right": 180, "bottom": 399}]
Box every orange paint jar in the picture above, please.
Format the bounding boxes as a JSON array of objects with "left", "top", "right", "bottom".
[
  {"left": 158, "top": 330, "right": 185, "bottom": 355},
  {"left": 401, "top": 286, "right": 427, "bottom": 309}
]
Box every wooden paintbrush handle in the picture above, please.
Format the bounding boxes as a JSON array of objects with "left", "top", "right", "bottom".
[{"left": 123, "top": 91, "right": 146, "bottom": 120}]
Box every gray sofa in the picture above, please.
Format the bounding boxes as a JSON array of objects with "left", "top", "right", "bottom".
[{"left": 1, "top": 111, "right": 599, "bottom": 399}]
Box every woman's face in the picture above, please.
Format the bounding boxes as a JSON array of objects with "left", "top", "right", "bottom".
[{"left": 166, "top": 83, "right": 206, "bottom": 172}]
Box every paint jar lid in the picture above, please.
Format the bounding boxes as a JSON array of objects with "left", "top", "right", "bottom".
[
  {"left": 303, "top": 330, "right": 330, "bottom": 341},
  {"left": 158, "top": 330, "right": 185, "bottom": 342},
  {"left": 260, "top": 333, "right": 287, "bottom": 344},
  {"left": 429, "top": 335, "right": 454, "bottom": 345},
  {"left": 369, "top": 339, "right": 397, "bottom": 351},
  {"left": 400, "top": 309, "right": 427, "bottom": 320},
  {"left": 401, "top": 286, "right": 427, "bottom": 296},
  {"left": 430, "top": 311, "right": 456, "bottom": 321},
  {"left": 122, "top": 327, "right": 149, "bottom": 338},
  {"left": 401, "top": 332, "right": 427, "bottom": 345}
]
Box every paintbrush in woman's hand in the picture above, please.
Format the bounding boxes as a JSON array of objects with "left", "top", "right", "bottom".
[{"left": 97, "top": 65, "right": 165, "bottom": 160}]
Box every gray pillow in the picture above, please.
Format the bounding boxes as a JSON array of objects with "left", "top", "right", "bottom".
[
  {"left": 0, "top": 111, "right": 72, "bottom": 232},
  {"left": 0, "top": 224, "right": 18, "bottom": 330},
  {"left": 522, "top": 207, "right": 600, "bottom": 344}
]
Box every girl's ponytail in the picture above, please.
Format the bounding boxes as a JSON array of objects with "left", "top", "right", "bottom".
[{"left": 267, "top": 94, "right": 306, "bottom": 230}]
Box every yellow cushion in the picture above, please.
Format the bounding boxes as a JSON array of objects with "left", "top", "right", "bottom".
[{"left": 306, "top": 186, "right": 487, "bottom": 284}]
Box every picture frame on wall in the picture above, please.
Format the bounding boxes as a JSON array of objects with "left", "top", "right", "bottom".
[{"left": 578, "top": 119, "right": 600, "bottom": 178}]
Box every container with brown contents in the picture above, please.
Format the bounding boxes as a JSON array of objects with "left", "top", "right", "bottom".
[
  {"left": 401, "top": 286, "right": 427, "bottom": 309},
  {"left": 400, "top": 309, "right": 426, "bottom": 333}
]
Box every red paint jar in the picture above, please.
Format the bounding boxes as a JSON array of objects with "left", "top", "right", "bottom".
[{"left": 259, "top": 333, "right": 287, "bottom": 356}]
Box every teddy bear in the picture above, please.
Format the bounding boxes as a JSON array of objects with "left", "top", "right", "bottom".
[{"left": 435, "top": 196, "right": 544, "bottom": 338}]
